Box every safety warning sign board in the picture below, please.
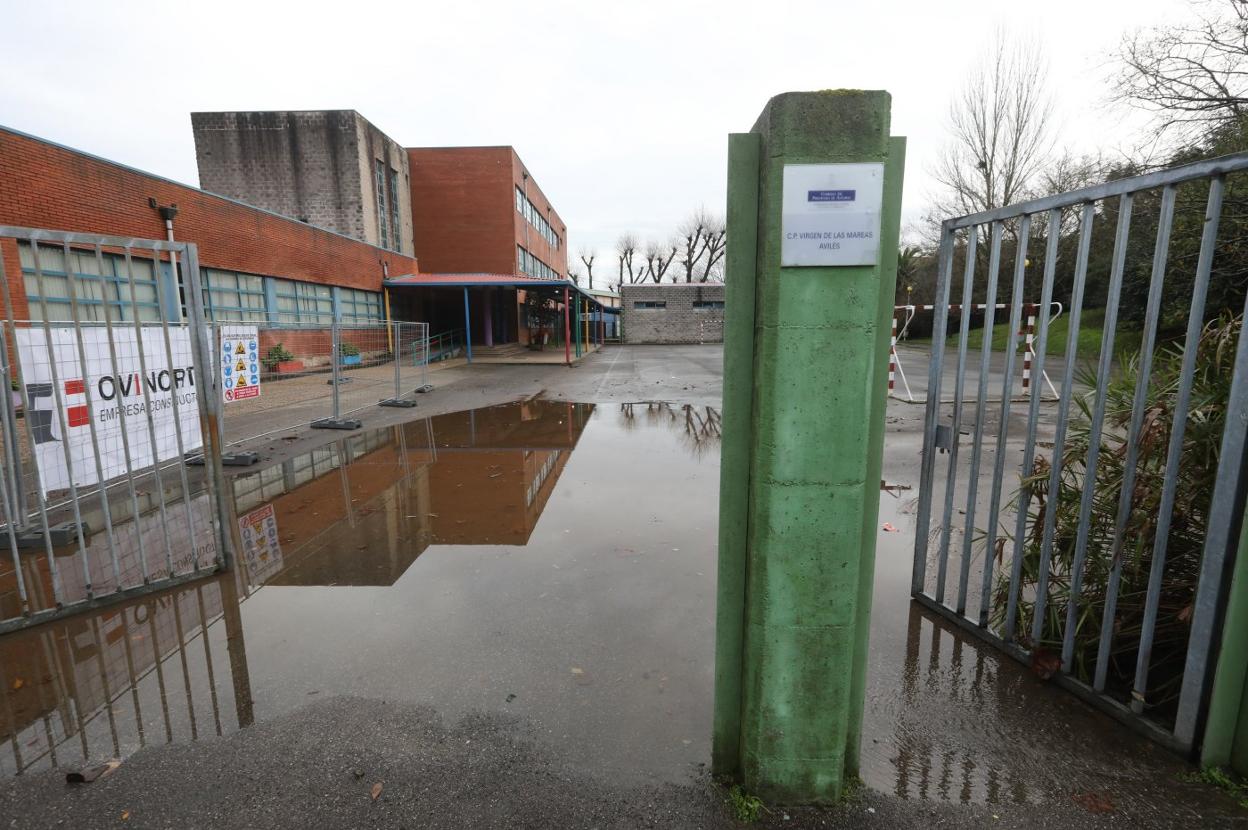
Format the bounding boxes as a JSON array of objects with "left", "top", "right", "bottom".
[
  {"left": 238, "top": 502, "right": 283, "bottom": 586},
  {"left": 220, "top": 325, "right": 261, "bottom": 403}
]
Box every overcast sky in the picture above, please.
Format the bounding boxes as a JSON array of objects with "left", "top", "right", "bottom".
[{"left": 1, "top": 0, "right": 1187, "bottom": 268}]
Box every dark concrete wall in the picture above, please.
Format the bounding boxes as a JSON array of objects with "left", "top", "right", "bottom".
[
  {"left": 192, "top": 111, "right": 413, "bottom": 257},
  {"left": 621, "top": 283, "right": 725, "bottom": 344}
]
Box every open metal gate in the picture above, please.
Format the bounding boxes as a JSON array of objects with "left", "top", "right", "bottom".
[
  {"left": 0, "top": 227, "right": 234, "bottom": 634},
  {"left": 911, "top": 152, "right": 1248, "bottom": 754}
]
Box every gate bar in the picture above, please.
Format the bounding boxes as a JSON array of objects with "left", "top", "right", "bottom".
[
  {"left": 1028, "top": 203, "right": 1095, "bottom": 647},
  {"left": 1175, "top": 267, "right": 1248, "bottom": 747},
  {"left": 1094, "top": 185, "right": 1177, "bottom": 691},
  {"left": 1002, "top": 210, "right": 1061, "bottom": 630},
  {"left": 947, "top": 222, "right": 1003, "bottom": 606},
  {"left": 29, "top": 242, "right": 95, "bottom": 593},
  {"left": 95, "top": 245, "right": 152, "bottom": 585},
  {"left": 911, "top": 225, "right": 956, "bottom": 594},
  {"left": 1061, "top": 193, "right": 1134, "bottom": 673},
  {"left": 60, "top": 240, "right": 123, "bottom": 588},
  {"left": 123, "top": 247, "right": 179, "bottom": 580},
  {"left": 1132, "top": 176, "right": 1226, "bottom": 713},
  {"left": 978, "top": 215, "right": 1031, "bottom": 624},
  {"left": 0, "top": 244, "right": 67, "bottom": 608},
  {"left": 946, "top": 152, "right": 1248, "bottom": 229},
  {"left": 939, "top": 227, "right": 977, "bottom": 613}
]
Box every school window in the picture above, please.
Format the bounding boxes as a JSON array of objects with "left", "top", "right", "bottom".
[
  {"left": 20, "top": 242, "right": 161, "bottom": 323},
  {"left": 692, "top": 300, "right": 725, "bottom": 309},
  {"left": 374, "top": 160, "right": 390, "bottom": 251},
  {"left": 514, "top": 186, "right": 561, "bottom": 251},
  {"left": 634, "top": 301, "right": 666, "bottom": 309},
  {"left": 272, "top": 278, "right": 334, "bottom": 325},
  {"left": 201, "top": 269, "right": 266, "bottom": 322},
  {"left": 388, "top": 168, "right": 402, "bottom": 251},
  {"left": 517, "top": 245, "right": 557, "bottom": 279},
  {"left": 339, "top": 287, "right": 384, "bottom": 324}
]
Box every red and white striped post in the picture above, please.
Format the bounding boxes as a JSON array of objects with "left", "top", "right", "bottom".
[
  {"left": 888, "top": 314, "right": 898, "bottom": 393},
  {"left": 1021, "top": 310, "right": 1036, "bottom": 392}
]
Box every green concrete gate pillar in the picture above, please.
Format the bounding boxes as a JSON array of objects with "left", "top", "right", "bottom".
[{"left": 713, "top": 90, "right": 905, "bottom": 803}]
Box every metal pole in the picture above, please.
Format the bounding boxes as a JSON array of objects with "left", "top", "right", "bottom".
[
  {"left": 463, "top": 288, "right": 473, "bottom": 364},
  {"left": 393, "top": 321, "right": 401, "bottom": 398},
  {"left": 331, "top": 323, "right": 341, "bottom": 419},
  {"left": 563, "top": 287, "right": 571, "bottom": 366}
]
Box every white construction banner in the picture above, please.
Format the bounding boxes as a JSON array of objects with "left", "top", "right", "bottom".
[
  {"left": 220, "top": 325, "right": 261, "bottom": 403},
  {"left": 16, "top": 327, "right": 203, "bottom": 495}
]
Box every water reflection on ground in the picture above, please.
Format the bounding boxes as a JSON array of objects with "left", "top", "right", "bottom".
[
  {"left": 0, "top": 399, "right": 1217, "bottom": 816},
  {"left": 0, "top": 400, "right": 719, "bottom": 783}
]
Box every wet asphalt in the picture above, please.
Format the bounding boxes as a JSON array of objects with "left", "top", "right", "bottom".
[{"left": 2, "top": 345, "right": 1246, "bottom": 828}]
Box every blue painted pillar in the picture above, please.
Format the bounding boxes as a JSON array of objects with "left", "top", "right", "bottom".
[
  {"left": 483, "top": 288, "right": 494, "bottom": 347},
  {"left": 463, "top": 287, "right": 473, "bottom": 364}
]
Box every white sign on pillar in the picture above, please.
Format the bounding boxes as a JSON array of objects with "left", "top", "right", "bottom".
[{"left": 781, "top": 163, "right": 885, "bottom": 267}]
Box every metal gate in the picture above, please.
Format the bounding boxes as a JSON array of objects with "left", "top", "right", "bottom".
[
  {"left": 0, "top": 227, "right": 234, "bottom": 634},
  {"left": 911, "top": 152, "right": 1248, "bottom": 754}
]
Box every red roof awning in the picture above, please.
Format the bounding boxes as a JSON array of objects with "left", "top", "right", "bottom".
[{"left": 384, "top": 273, "right": 572, "bottom": 288}]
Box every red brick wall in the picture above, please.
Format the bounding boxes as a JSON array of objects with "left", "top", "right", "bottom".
[
  {"left": 508, "top": 150, "right": 569, "bottom": 279},
  {"left": 407, "top": 147, "right": 515, "bottom": 275},
  {"left": 0, "top": 128, "right": 419, "bottom": 291}
]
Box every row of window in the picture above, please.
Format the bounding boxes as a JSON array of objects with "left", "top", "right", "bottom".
[
  {"left": 374, "top": 160, "right": 403, "bottom": 253},
  {"left": 205, "top": 270, "right": 382, "bottom": 325},
  {"left": 632, "top": 300, "right": 724, "bottom": 310},
  {"left": 17, "top": 244, "right": 384, "bottom": 326},
  {"left": 514, "top": 186, "right": 560, "bottom": 250},
  {"left": 19, "top": 244, "right": 162, "bottom": 322},
  {"left": 517, "top": 245, "right": 559, "bottom": 280}
]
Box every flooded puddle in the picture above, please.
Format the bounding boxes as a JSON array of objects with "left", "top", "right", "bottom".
[
  {"left": 0, "top": 400, "right": 721, "bottom": 784},
  {"left": 0, "top": 398, "right": 1219, "bottom": 817}
]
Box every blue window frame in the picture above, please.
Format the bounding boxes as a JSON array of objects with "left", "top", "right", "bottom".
[
  {"left": 19, "top": 242, "right": 161, "bottom": 323},
  {"left": 273, "top": 278, "right": 334, "bottom": 325},
  {"left": 339, "top": 287, "right": 383, "bottom": 324},
  {"left": 201, "top": 268, "right": 267, "bottom": 322}
]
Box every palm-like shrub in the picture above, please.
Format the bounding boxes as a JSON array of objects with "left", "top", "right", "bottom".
[{"left": 994, "top": 314, "right": 1237, "bottom": 723}]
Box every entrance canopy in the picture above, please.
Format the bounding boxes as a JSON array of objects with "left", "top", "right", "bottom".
[{"left": 384, "top": 273, "right": 618, "bottom": 365}]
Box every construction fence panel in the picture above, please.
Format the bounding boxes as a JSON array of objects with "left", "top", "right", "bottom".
[
  {"left": 0, "top": 227, "right": 234, "bottom": 634},
  {"left": 214, "top": 320, "right": 430, "bottom": 446}
]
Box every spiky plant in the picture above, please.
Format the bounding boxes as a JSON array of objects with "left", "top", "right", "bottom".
[{"left": 993, "top": 314, "right": 1237, "bottom": 724}]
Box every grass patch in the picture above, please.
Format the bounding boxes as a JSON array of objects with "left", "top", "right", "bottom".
[
  {"left": 724, "top": 785, "right": 766, "bottom": 823},
  {"left": 903, "top": 308, "right": 1148, "bottom": 360},
  {"left": 1180, "top": 766, "right": 1248, "bottom": 808}
]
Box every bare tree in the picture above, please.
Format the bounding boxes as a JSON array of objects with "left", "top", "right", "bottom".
[
  {"left": 933, "top": 31, "right": 1055, "bottom": 217},
  {"left": 578, "top": 247, "right": 597, "bottom": 289},
  {"left": 699, "top": 215, "right": 727, "bottom": 282},
  {"left": 644, "top": 241, "right": 678, "bottom": 283},
  {"left": 568, "top": 266, "right": 581, "bottom": 286},
  {"left": 1115, "top": 0, "right": 1248, "bottom": 139},
  {"left": 677, "top": 214, "right": 706, "bottom": 282},
  {"left": 616, "top": 233, "right": 645, "bottom": 287},
  {"left": 675, "top": 208, "right": 728, "bottom": 283}
]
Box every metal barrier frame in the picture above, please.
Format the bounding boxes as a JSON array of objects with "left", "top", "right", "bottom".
[
  {"left": 0, "top": 227, "right": 236, "bottom": 634},
  {"left": 910, "top": 151, "right": 1248, "bottom": 755}
]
